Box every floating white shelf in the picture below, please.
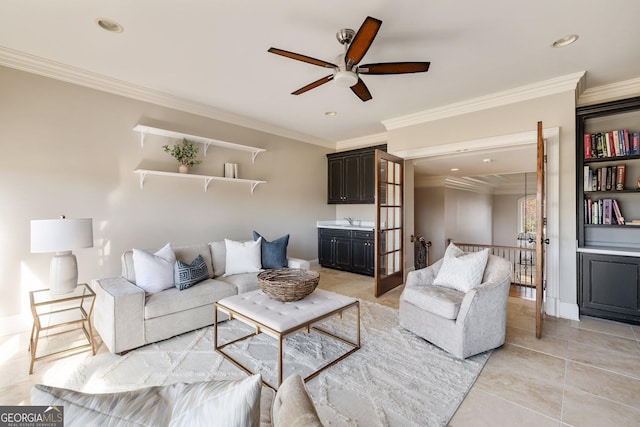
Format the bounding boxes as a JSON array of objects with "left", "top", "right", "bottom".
[
  {"left": 133, "top": 124, "right": 266, "bottom": 163},
  {"left": 134, "top": 169, "right": 266, "bottom": 194}
]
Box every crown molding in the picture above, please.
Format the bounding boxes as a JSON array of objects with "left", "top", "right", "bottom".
[
  {"left": 577, "top": 76, "right": 640, "bottom": 107},
  {"left": 335, "top": 132, "right": 387, "bottom": 151},
  {"left": 0, "top": 46, "right": 334, "bottom": 148},
  {"left": 382, "top": 72, "right": 585, "bottom": 131}
]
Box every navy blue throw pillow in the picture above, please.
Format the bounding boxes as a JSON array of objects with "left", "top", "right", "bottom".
[
  {"left": 174, "top": 254, "right": 209, "bottom": 290},
  {"left": 253, "top": 231, "right": 289, "bottom": 269}
]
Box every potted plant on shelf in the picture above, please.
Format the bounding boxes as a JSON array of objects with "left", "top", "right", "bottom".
[{"left": 163, "top": 138, "right": 202, "bottom": 173}]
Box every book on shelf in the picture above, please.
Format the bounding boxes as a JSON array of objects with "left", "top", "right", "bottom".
[
  {"left": 616, "top": 164, "right": 626, "bottom": 190},
  {"left": 612, "top": 199, "right": 624, "bottom": 225},
  {"left": 583, "top": 130, "right": 639, "bottom": 159},
  {"left": 602, "top": 199, "right": 613, "bottom": 225}
]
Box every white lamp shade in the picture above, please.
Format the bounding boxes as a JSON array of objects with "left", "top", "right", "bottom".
[{"left": 31, "top": 218, "right": 94, "bottom": 253}]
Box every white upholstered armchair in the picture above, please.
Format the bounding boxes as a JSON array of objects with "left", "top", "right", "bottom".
[{"left": 399, "top": 253, "right": 512, "bottom": 359}]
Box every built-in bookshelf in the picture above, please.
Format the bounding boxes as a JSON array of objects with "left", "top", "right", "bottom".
[{"left": 576, "top": 96, "right": 640, "bottom": 325}]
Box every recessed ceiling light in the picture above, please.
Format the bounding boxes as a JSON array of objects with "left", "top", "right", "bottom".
[
  {"left": 551, "top": 34, "right": 578, "bottom": 48},
  {"left": 96, "top": 18, "right": 124, "bottom": 33},
  {"left": 482, "top": 158, "right": 493, "bottom": 164},
  {"left": 325, "top": 111, "right": 337, "bottom": 117},
  {"left": 450, "top": 168, "right": 459, "bottom": 172}
]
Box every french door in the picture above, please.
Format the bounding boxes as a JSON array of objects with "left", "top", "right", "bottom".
[{"left": 375, "top": 150, "right": 404, "bottom": 297}]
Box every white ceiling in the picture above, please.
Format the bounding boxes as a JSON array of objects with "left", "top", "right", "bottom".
[{"left": 1, "top": 1, "right": 640, "bottom": 148}]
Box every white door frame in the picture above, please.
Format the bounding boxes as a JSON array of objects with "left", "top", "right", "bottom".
[{"left": 397, "top": 127, "right": 562, "bottom": 318}]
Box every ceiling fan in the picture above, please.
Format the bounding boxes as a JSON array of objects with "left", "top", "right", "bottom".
[{"left": 268, "top": 16, "right": 430, "bottom": 102}]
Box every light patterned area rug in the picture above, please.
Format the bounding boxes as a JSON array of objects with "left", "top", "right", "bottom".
[{"left": 61, "top": 300, "right": 489, "bottom": 426}]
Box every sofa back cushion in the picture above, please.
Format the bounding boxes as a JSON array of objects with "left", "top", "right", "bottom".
[{"left": 209, "top": 240, "right": 227, "bottom": 277}]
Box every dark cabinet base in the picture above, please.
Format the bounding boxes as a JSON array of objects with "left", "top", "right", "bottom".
[
  {"left": 579, "top": 252, "right": 640, "bottom": 325},
  {"left": 318, "top": 228, "right": 374, "bottom": 276}
]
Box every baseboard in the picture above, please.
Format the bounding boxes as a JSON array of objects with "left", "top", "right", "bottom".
[
  {"left": 0, "top": 314, "right": 31, "bottom": 336},
  {"left": 545, "top": 297, "right": 580, "bottom": 321}
]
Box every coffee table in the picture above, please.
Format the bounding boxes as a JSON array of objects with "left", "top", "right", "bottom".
[{"left": 214, "top": 289, "right": 360, "bottom": 389}]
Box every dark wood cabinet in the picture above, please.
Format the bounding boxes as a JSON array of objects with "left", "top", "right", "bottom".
[
  {"left": 579, "top": 253, "right": 640, "bottom": 323},
  {"left": 327, "top": 145, "right": 386, "bottom": 204},
  {"left": 351, "top": 230, "right": 375, "bottom": 276},
  {"left": 318, "top": 228, "right": 374, "bottom": 276},
  {"left": 576, "top": 97, "right": 640, "bottom": 324}
]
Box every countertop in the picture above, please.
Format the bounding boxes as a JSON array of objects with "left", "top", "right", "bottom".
[{"left": 316, "top": 220, "right": 375, "bottom": 231}]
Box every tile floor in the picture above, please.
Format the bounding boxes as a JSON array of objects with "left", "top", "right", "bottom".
[{"left": 1, "top": 267, "right": 639, "bottom": 426}]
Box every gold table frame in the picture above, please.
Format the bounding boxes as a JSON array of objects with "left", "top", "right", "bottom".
[
  {"left": 28, "top": 283, "right": 96, "bottom": 374},
  {"left": 214, "top": 297, "right": 360, "bottom": 390}
]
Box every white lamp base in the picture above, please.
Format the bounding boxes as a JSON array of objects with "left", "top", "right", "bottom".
[{"left": 50, "top": 251, "right": 78, "bottom": 294}]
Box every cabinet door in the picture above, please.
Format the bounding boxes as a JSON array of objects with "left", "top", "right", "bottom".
[
  {"left": 351, "top": 238, "right": 368, "bottom": 274},
  {"left": 334, "top": 237, "right": 352, "bottom": 269},
  {"left": 343, "top": 155, "right": 361, "bottom": 202},
  {"left": 361, "top": 150, "right": 376, "bottom": 203},
  {"left": 327, "top": 157, "right": 344, "bottom": 204},
  {"left": 318, "top": 234, "right": 335, "bottom": 266},
  {"left": 580, "top": 253, "right": 640, "bottom": 322}
]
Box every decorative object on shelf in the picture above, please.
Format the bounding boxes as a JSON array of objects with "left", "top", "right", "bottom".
[
  {"left": 224, "top": 163, "right": 238, "bottom": 178},
  {"left": 257, "top": 268, "right": 319, "bottom": 302},
  {"left": 162, "top": 138, "right": 202, "bottom": 173},
  {"left": 30, "top": 216, "right": 94, "bottom": 294}
]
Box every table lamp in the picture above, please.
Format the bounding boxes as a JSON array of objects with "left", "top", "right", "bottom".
[{"left": 31, "top": 216, "right": 94, "bottom": 294}]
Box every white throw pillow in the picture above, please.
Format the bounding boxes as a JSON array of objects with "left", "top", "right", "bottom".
[
  {"left": 169, "top": 375, "right": 262, "bottom": 427},
  {"left": 223, "top": 238, "right": 262, "bottom": 276},
  {"left": 443, "top": 241, "right": 465, "bottom": 258},
  {"left": 132, "top": 243, "right": 176, "bottom": 294},
  {"left": 433, "top": 248, "right": 489, "bottom": 293}
]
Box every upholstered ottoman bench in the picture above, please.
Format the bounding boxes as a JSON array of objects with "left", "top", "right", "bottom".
[{"left": 215, "top": 289, "right": 360, "bottom": 388}]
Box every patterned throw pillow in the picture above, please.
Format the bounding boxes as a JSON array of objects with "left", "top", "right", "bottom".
[
  {"left": 174, "top": 254, "right": 209, "bottom": 290},
  {"left": 253, "top": 231, "right": 289, "bottom": 269},
  {"left": 433, "top": 247, "right": 489, "bottom": 293}
]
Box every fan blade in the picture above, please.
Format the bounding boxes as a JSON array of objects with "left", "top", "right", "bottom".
[
  {"left": 268, "top": 47, "right": 337, "bottom": 68},
  {"left": 345, "top": 16, "right": 382, "bottom": 67},
  {"left": 292, "top": 75, "right": 334, "bottom": 95},
  {"left": 350, "top": 78, "right": 373, "bottom": 102},
  {"left": 359, "top": 62, "right": 431, "bottom": 75}
]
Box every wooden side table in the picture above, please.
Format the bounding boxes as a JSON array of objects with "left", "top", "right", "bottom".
[{"left": 28, "top": 283, "right": 96, "bottom": 374}]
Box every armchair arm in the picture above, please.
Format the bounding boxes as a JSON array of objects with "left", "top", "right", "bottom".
[
  {"left": 405, "top": 259, "right": 443, "bottom": 288},
  {"left": 92, "top": 277, "right": 146, "bottom": 354},
  {"left": 456, "top": 275, "right": 510, "bottom": 326}
]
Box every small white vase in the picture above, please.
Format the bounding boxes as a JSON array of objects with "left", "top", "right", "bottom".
[{"left": 179, "top": 164, "right": 189, "bottom": 174}]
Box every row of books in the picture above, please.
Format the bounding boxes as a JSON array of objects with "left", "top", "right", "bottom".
[
  {"left": 583, "top": 164, "right": 626, "bottom": 191},
  {"left": 584, "top": 130, "right": 640, "bottom": 159},
  {"left": 584, "top": 198, "right": 624, "bottom": 225}
]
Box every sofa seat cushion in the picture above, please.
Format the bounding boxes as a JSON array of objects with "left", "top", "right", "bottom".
[
  {"left": 145, "top": 279, "right": 237, "bottom": 320},
  {"left": 402, "top": 285, "right": 465, "bottom": 320},
  {"left": 217, "top": 272, "right": 260, "bottom": 294}
]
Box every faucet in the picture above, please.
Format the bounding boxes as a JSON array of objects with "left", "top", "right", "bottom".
[{"left": 344, "top": 217, "right": 354, "bottom": 225}]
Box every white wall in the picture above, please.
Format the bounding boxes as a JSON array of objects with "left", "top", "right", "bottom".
[
  {"left": 0, "top": 66, "right": 335, "bottom": 333},
  {"left": 492, "top": 194, "right": 520, "bottom": 246}
]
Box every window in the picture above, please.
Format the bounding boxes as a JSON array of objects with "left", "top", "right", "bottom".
[{"left": 519, "top": 196, "right": 537, "bottom": 233}]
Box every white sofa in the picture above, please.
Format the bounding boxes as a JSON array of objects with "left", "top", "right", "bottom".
[{"left": 93, "top": 242, "right": 310, "bottom": 354}]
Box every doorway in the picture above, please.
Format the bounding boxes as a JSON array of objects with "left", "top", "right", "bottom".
[{"left": 401, "top": 127, "right": 560, "bottom": 316}]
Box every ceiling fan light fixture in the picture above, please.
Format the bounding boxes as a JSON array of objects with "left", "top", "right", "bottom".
[{"left": 334, "top": 70, "right": 358, "bottom": 88}]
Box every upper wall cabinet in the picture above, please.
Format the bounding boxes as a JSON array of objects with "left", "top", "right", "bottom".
[{"left": 327, "top": 145, "right": 386, "bottom": 204}]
